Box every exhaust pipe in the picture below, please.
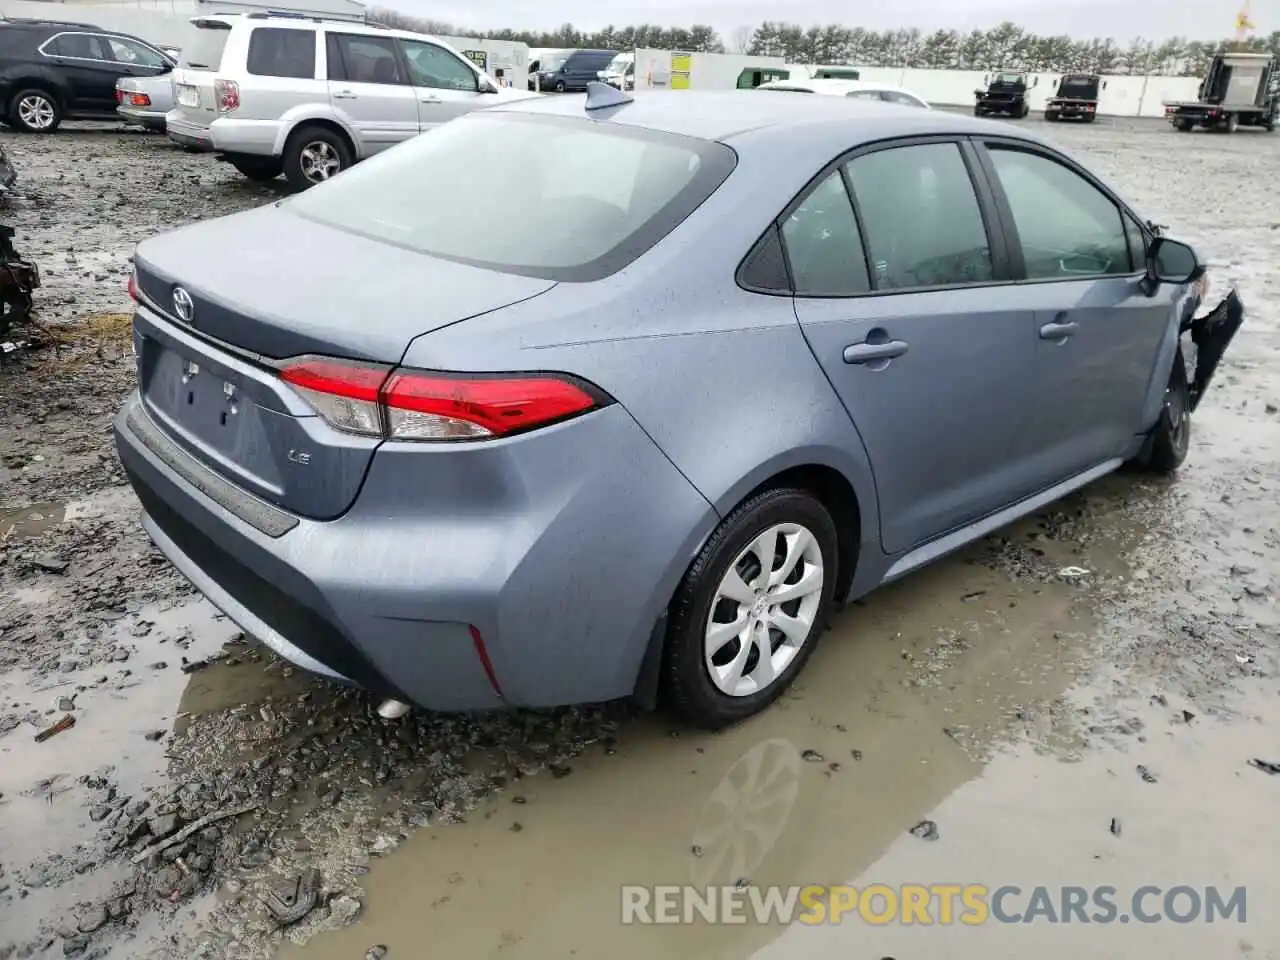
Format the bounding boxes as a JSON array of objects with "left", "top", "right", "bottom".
[{"left": 376, "top": 698, "right": 412, "bottom": 720}]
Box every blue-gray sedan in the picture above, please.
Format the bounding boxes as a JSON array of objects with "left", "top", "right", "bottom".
[{"left": 114, "top": 85, "right": 1242, "bottom": 729}]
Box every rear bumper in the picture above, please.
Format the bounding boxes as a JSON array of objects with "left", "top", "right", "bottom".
[
  {"left": 166, "top": 113, "right": 284, "bottom": 156},
  {"left": 114, "top": 390, "right": 715, "bottom": 711},
  {"left": 118, "top": 105, "right": 167, "bottom": 129}
]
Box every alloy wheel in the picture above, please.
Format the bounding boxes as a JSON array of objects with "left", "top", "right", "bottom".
[
  {"left": 299, "top": 141, "right": 341, "bottom": 183},
  {"left": 704, "top": 522, "right": 825, "bottom": 697},
  {"left": 18, "top": 94, "right": 55, "bottom": 131}
]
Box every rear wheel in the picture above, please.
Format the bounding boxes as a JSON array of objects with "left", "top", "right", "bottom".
[
  {"left": 554, "top": 79, "right": 567, "bottom": 93},
  {"left": 662, "top": 488, "right": 839, "bottom": 730},
  {"left": 1174, "top": 117, "right": 1194, "bottom": 131},
  {"left": 228, "top": 155, "right": 283, "bottom": 182},
  {"left": 1045, "top": 111, "right": 1059, "bottom": 122},
  {"left": 282, "top": 125, "right": 352, "bottom": 191},
  {"left": 1224, "top": 113, "right": 1239, "bottom": 133},
  {"left": 1144, "top": 354, "right": 1192, "bottom": 475},
  {"left": 9, "top": 88, "right": 60, "bottom": 133}
]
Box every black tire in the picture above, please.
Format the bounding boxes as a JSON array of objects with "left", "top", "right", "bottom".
[
  {"left": 229, "top": 155, "right": 284, "bottom": 182},
  {"left": 1144, "top": 354, "right": 1192, "bottom": 475},
  {"left": 282, "top": 125, "right": 352, "bottom": 191},
  {"left": 554, "top": 79, "right": 567, "bottom": 93},
  {"left": 1224, "top": 113, "right": 1239, "bottom": 133},
  {"left": 974, "top": 105, "right": 984, "bottom": 116},
  {"left": 1045, "top": 112, "right": 1059, "bottom": 122},
  {"left": 1174, "top": 118, "right": 1193, "bottom": 132},
  {"left": 662, "top": 487, "right": 840, "bottom": 730},
  {"left": 9, "top": 87, "right": 61, "bottom": 133},
  {"left": 1021, "top": 103, "right": 1031, "bottom": 118}
]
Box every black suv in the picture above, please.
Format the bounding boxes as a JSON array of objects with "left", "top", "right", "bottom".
[{"left": 0, "top": 18, "right": 173, "bottom": 132}]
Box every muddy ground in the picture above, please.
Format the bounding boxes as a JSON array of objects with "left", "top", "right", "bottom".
[{"left": 0, "top": 116, "right": 1277, "bottom": 960}]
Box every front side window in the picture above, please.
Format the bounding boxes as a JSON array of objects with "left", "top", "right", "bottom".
[
  {"left": 399, "top": 40, "right": 477, "bottom": 91},
  {"left": 246, "top": 27, "right": 316, "bottom": 79},
  {"left": 104, "top": 36, "right": 167, "bottom": 67},
  {"left": 846, "top": 142, "right": 994, "bottom": 290},
  {"left": 986, "top": 146, "right": 1131, "bottom": 279},
  {"left": 846, "top": 89, "right": 882, "bottom": 101},
  {"left": 284, "top": 113, "right": 735, "bottom": 281},
  {"left": 327, "top": 34, "right": 404, "bottom": 85},
  {"left": 780, "top": 170, "right": 869, "bottom": 296}
]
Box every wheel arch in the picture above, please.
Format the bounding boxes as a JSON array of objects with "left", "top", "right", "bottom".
[
  {"left": 631, "top": 453, "right": 873, "bottom": 710},
  {"left": 273, "top": 112, "right": 358, "bottom": 159},
  {"left": 7, "top": 74, "right": 68, "bottom": 110}
]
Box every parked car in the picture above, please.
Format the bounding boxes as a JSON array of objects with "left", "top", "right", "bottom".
[
  {"left": 165, "top": 13, "right": 537, "bottom": 190},
  {"left": 757, "top": 77, "right": 930, "bottom": 108},
  {"left": 534, "top": 48, "right": 614, "bottom": 92},
  {"left": 116, "top": 72, "right": 174, "bottom": 131},
  {"left": 0, "top": 18, "right": 174, "bottom": 132},
  {"left": 599, "top": 51, "right": 634, "bottom": 91},
  {"left": 736, "top": 66, "right": 792, "bottom": 88},
  {"left": 115, "top": 86, "right": 1241, "bottom": 730}
]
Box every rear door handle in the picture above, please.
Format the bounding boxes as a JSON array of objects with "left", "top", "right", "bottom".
[
  {"left": 1039, "top": 320, "right": 1079, "bottom": 340},
  {"left": 332, "top": 90, "right": 357, "bottom": 99},
  {"left": 420, "top": 95, "right": 441, "bottom": 103},
  {"left": 843, "top": 340, "right": 909, "bottom": 364}
]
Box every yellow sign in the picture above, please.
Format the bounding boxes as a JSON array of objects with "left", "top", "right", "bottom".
[{"left": 671, "top": 53, "right": 691, "bottom": 72}]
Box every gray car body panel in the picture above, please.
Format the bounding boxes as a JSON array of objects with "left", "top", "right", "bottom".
[{"left": 115, "top": 91, "right": 1228, "bottom": 712}]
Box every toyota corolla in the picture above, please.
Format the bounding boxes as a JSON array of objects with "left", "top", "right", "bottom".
[{"left": 114, "top": 84, "right": 1242, "bottom": 729}]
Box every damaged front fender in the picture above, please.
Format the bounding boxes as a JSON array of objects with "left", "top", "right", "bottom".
[{"left": 1181, "top": 288, "right": 1245, "bottom": 412}]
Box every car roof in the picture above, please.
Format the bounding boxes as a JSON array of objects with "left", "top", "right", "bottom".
[
  {"left": 190, "top": 12, "right": 443, "bottom": 43},
  {"left": 758, "top": 78, "right": 920, "bottom": 97},
  {"left": 490, "top": 89, "right": 1030, "bottom": 144}
]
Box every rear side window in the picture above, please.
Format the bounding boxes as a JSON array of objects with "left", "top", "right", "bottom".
[
  {"left": 327, "top": 34, "right": 404, "bottom": 84},
  {"left": 246, "top": 27, "right": 316, "bottom": 79},
  {"left": 883, "top": 90, "right": 925, "bottom": 107},
  {"left": 846, "top": 143, "right": 994, "bottom": 290},
  {"left": 180, "top": 24, "right": 230, "bottom": 70},
  {"left": 284, "top": 113, "right": 736, "bottom": 282},
  {"left": 46, "top": 33, "right": 103, "bottom": 59},
  {"left": 103, "top": 36, "right": 167, "bottom": 67},
  {"left": 781, "top": 171, "right": 870, "bottom": 296}
]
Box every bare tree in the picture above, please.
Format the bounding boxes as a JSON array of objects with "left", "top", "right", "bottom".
[{"left": 730, "top": 25, "right": 755, "bottom": 54}]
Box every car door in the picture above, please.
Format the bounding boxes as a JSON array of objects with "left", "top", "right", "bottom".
[
  {"left": 324, "top": 32, "right": 419, "bottom": 153},
  {"left": 397, "top": 38, "right": 487, "bottom": 129},
  {"left": 788, "top": 138, "right": 1039, "bottom": 556},
  {"left": 39, "top": 32, "right": 120, "bottom": 112},
  {"left": 972, "top": 138, "right": 1175, "bottom": 486}
]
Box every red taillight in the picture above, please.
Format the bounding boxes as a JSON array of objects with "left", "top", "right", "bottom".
[
  {"left": 214, "top": 78, "right": 240, "bottom": 113},
  {"left": 126, "top": 270, "right": 139, "bottom": 302},
  {"left": 129, "top": 93, "right": 152, "bottom": 107},
  {"left": 278, "top": 358, "right": 605, "bottom": 441}
]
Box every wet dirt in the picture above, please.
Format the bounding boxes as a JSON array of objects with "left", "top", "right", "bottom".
[{"left": 1, "top": 116, "right": 1278, "bottom": 960}]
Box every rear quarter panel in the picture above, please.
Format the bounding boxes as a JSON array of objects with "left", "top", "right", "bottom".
[{"left": 400, "top": 123, "right": 889, "bottom": 599}]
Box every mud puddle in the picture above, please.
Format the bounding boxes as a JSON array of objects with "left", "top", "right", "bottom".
[{"left": 281, "top": 504, "right": 1143, "bottom": 960}]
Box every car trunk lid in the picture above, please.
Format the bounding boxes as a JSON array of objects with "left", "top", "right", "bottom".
[{"left": 131, "top": 206, "right": 557, "bottom": 520}]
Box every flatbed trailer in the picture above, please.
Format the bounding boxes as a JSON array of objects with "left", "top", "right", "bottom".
[{"left": 1163, "top": 52, "right": 1279, "bottom": 133}]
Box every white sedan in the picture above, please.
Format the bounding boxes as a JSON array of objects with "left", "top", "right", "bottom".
[{"left": 756, "top": 77, "right": 931, "bottom": 109}]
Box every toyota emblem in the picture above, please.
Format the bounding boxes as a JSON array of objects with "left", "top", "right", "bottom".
[{"left": 172, "top": 286, "right": 194, "bottom": 324}]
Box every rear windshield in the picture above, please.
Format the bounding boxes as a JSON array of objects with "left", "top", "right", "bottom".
[
  {"left": 181, "top": 23, "right": 230, "bottom": 70},
  {"left": 284, "top": 113, "right": 737, "bottom": 282}
]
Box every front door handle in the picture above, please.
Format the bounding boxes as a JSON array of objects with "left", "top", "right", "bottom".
[
  {"left": 332, "top": 90, "right": 357, "bottom": 99},
  {"left": 843, "top": 340, "right": 909, "bottom": 364},
  {"left": 420, "top": 95, "right": 441, "bottom": 103},
  {"left": 1038, "top": 320, "right": 1079, "bottom": 340}
]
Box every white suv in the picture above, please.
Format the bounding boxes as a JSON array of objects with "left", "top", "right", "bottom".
[{"left": 165, "top": 13, "right": 536, "bottom": 190}]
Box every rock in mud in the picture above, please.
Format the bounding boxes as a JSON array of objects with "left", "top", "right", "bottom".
[
  {"left": 1136, "top": 765, "right": 1158, "bottom": 784},
  {"left": 909, "top": 820, "right": 939, "bottom": 841},
  {"left": 325, "top": 895, "right": 361, "bottom": 928},
  {"left": 76, "top": 905, "right": 107, "bottom": 933},
  {"left": 365, "top": 947, "right": 388, "bottom": 960},
  {"left": 34, "top": 555, "right": 68, "bottom": 574},
  {"left": 61, "top": 934, "right": 89, "bottom": 956},
  {"left": 148, "top": 814, "right": 180, "bottom": 840}
]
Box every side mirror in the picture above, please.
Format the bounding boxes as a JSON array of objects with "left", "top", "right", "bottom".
[
  {"left": 1150, "top": 236, "right": 1202, "bottom": 284},
  {"left": 479, "top": 77, "right": 498, "bottom": 94}
]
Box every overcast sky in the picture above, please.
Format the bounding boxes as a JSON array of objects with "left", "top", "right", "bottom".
[{"left": 395, "top": 0, "right": 1266, "bottom": 42}]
